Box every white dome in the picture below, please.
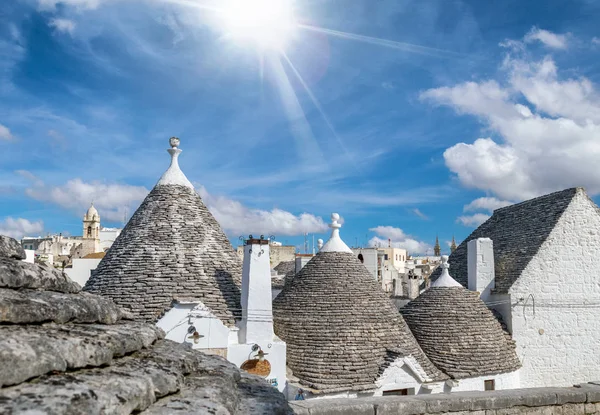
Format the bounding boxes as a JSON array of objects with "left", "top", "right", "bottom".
[{"left": 86, "top": 204, "right": 99, "bottom": 219}]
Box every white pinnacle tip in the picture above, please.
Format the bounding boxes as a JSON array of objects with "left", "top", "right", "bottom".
[
  {"left": 441, "top": 255, "right": 449, "bottom": 269},
  {"left": 156, "top": 136, "right": 194, "bottom": 189},
  {"left": 169, "top": 136, "right": 180, "bottom": 149},
  {"left": 431, "top": 254, "right": 462, "bottom": 288},
  {"left": 329, "top": 212, "right": 341, "bottom": 229},
  {"left": 320, "top": 212, "right": 352, "bottom": 253}
]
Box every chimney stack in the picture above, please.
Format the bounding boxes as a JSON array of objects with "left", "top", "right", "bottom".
[
  {"left": 467, "top": 238, "right": 495, "bottom": 301},
  {"left": 240, "top": 235, "right": 274, "bottom": 345}
]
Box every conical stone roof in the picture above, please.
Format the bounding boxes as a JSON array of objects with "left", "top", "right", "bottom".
[
  {"left": 402, "top": 256, "right": 521, "bottom": 379},
  {"left": 273, "top": 214, "right": 447, "bottom": 393},
  {"left": 84, "top": 138, "right": 242, "bottom": 325}
]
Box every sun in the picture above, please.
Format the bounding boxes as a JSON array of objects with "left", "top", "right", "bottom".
[{"left": 218, "top": 0, "right": 296, "bottom": 51}]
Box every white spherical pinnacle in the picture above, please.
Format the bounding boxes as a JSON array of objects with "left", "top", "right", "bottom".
[{"left": 157, "top": 137, "right": 194, "bottom": 188}]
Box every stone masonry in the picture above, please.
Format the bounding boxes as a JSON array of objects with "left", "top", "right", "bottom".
[
  {"left": 0, "top": 234, "right": 291, "bottom": 414},
  {"left": 84, "top": 183, "right": 243, "bottom": 325},
  {"left": 290, "top": 382, "right": 600, "bottom": 415}
]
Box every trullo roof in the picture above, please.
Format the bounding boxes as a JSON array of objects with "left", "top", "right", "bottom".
[
  {"left": 84, "top": 138, "right": 242, "bottom": 325},
  {"left": 402, "top": 256, "right": 521, "bottom": 379},
  {"left": 273, "top": 213, "right": 447, "bottom": 393}
]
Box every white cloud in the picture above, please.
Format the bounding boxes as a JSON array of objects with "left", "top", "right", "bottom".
[
  {"left": 456, "top": 213, "right": 490, "bottom": 227},
  {"left": 421, "top": 34, "right": 600, "bottom": 201},
  {"left": 411, "top": 208, "right": 429, "bottom": 220},
  {"left": 0, "top": 217, "right": 44, "bottom": 240},
  {"left": 23, "top": 175, "right": 149, "bottom": 222},
  {"left": 19, "top": 170, "right": 327, "bottom": 235},
  {"left": 524, "top": 27, "right": 568, "bottom": 49},
  {"left": 197, "top": 185, "right": 328, "bottom": 236},
  {"left": 0, "top": 123, "right": 14, "bottom": 140},
  {"left": 463, "top": 197, "right": 513, "bottom": 213},
  {"left": 49, "top": 18, "right": 76, "bottom": 35},
  {"left": 368, "top": 226, "right": 432, "bottom": 255},
  {"left": 593, "top": 37, "right": 600, "bottom": 46}
]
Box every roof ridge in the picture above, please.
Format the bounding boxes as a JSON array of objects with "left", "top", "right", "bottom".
[{"left": 493, "top": 187, "right": 579, "bottom": 214}]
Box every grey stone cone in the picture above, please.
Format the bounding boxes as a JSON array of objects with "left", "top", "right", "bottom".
[
  {"left": 0, "top": 234, "right": 291, "bottom": 414},
  {"left": 402, "top": 286, "right": 521, "bottom": 379},
  {"left": 273, "top": 251, "right": 447, "bottom": 394},
  {"left": 84, "top": 183, "right": 243, "bottom": 325}
]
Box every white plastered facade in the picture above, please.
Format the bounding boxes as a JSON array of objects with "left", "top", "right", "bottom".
[{"left": 506, "top": 190, "right": 600, "bottom": 388}]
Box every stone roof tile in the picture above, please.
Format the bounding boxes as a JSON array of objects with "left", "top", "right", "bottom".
[
  {"left": 402, "top": 286, "right": 521, "bottom": 379},
  {"left": 273, "top": 250, "right": 447, "bottom": 393}
]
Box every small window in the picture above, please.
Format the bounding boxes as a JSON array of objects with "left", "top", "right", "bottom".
[
  {"left": 484, "top": 379, "right": 495, "bottom": 391},
  {"left": 358, "top": 254, "right": 364, "bottom": 263},
  {"left": 383, "top": 388, "right": 409, "bottom": 396},
  {"left": 384, "top": 254, "right": 389, "bottom": 260}
]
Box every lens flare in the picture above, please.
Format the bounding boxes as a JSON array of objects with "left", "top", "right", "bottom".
[{"left": 219, "top": 0, "right": 296, "bottom": 50}]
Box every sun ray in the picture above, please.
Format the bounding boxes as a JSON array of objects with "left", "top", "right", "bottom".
[
  {"left": 281, "top": 52, "right": 353, "bottom": 162},
  {"left": 266, "top": 54, "right": 325, "bottom": 170},
  {"left": 298, "top": 24, "right": 461, "bottom": 58}
]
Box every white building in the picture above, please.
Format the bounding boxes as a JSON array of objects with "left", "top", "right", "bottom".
[
  {"left": 432, "top": 187, "right": 600, "bottom": 388},
  {"left": 21, "top": 205, "right": 121, "bottom": 267}
]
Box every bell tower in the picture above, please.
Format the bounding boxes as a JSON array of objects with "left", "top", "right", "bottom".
[{"left": 81, "top": 203, "right": 101, "bottom": 256}]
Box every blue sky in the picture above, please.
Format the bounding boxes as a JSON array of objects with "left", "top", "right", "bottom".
[{"left": 2, "top": 0, "right": 600, "bottom": 254}]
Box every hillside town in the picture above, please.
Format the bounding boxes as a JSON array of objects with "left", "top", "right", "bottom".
[
  {"left": 3, "top": 0, "right": 600, "bottom": 414},
  {"left": 3, "top": 137, "right": 600, "bottom": 414}
]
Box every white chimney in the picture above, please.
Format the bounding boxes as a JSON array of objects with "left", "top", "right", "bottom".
[
  {"left": 467, "top": 238, "right": 495, "bottom": 301},
  {"left": 240, "top": 236, "right": 274, "bottom": 345}
]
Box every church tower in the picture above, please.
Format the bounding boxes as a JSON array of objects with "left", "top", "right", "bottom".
[
  {"left": 450, "top": 235, "right": 457, "bottom": 253},
  {"left": 434, "top": 235, "right": 441, "bottom": 256},
  {"left": 82, "top": 203, "right": 101, "bottom": 257}
]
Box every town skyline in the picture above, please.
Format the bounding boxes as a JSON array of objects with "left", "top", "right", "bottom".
[{"left": 2, "top": 0, "right": 600, "bottom": 254}]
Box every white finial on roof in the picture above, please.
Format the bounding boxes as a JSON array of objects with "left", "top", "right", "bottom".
[
  {"left": 317, "top": 238, "right": 324, "bottom": 251},
  {"left": 319, "top": 213, "right": 353, "bottom": 253},
  {"left": 430, "top": 255, "right": 462, "bottom": 288},
  {"left": 157, "top": 137, "right": 194, "bottom": 188}
]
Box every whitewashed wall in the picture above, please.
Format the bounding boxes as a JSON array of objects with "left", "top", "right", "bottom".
[
  {"left": 376, "top": 358, "right": 519, "bottom": 395},
  {"left": 65, "top": 258, "right": 102, "bottom": 287},
  {"left": 23, "top": 250, "right": 34, "bottom": 264},
  {"left": 509, "top": 190, "right": 600, "bottom": 387},
  {"left": 156, "top": 303, "right": 230, "bottom": 349},
  {"left": 228, "top": 340, "right": 287, "bottom": 393}
]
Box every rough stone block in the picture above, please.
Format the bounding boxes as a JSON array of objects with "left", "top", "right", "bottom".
[
  {"left": 561, "top": 403, "right": 585, "bottom": 415},
  {"left": 0, "top": 235, "right": 26, "bottom": 260},
  {"left": 420, "top": 394, "right": 474, "bottom": 413},
  {"left": 0, "top": 258, "right": 81, "bottom": 293},
  {"left": 373, "top": 397, "right": 428, "bottom": 415},
  {"left": 292, "top": 399, "right": 375, "bottom": 415},
  {"left": 289, "top": 402, "right": 311, "bottom": 415},
  {"left": 555, "top": 388, "right": 587, "bottom": 404},
  {"left": 584, "top": 402, "right": 600, "bottom": 414},
  {"left": 519, "top": 388, "right": 559, "bottom": 407}
]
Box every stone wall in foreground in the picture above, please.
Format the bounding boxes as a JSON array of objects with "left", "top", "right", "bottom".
[{"left": 290, "top": 382, "right": 600, "bottom": 415}]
